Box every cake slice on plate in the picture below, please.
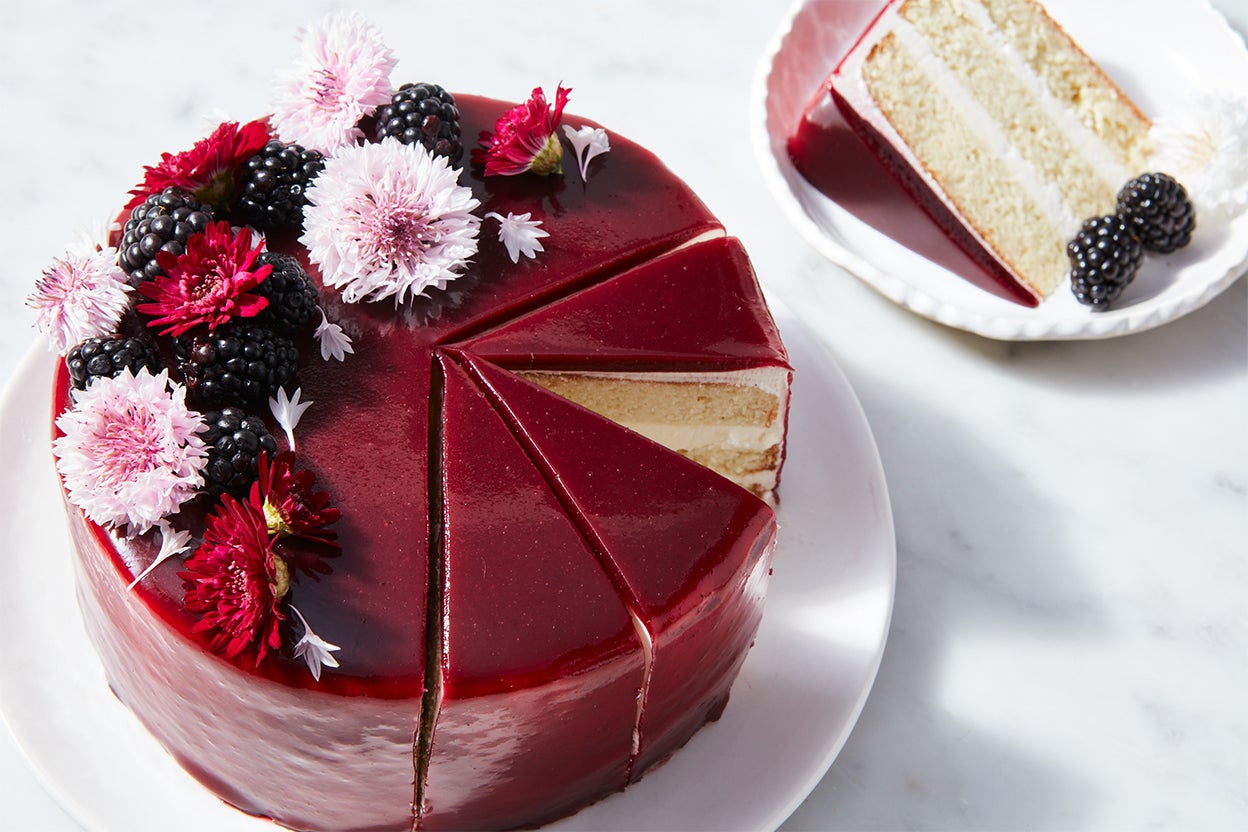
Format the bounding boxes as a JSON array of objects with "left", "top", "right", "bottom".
[{"left": 823, "top": 0, "right": 1152, "bottom": 303}]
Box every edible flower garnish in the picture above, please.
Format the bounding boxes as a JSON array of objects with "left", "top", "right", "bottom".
[
  {"left": 486, "top": 211, "right": 548, "bottom": 263},
  {"left": 268, "top": 387, "right": 313, "bottom": 451},
  {"left": 1150, "top": 93, "right": 1248, "bottom": 220},
  {"left": 181, "top": 495, "right": 287, "bottom": 664},
  {"left": 562, "top": 124, "right": 611, "bottom": 181},
  {"left": 271, "top": 12, "right": 398, "bottom": 153},
  {"left": 67, "top": 218, "right": 122, "bottom": 257},
  {"left": 128, "top": 521, "right": 194, "bottom": 591},
  {"left": 27, "top": 247, "right": 132, "bottom": 354},
  {"left": 476, "top": 85, "right": 570, "bottom": 176},
  {"left": 290, "top": 604, "right": 341, "bottom": 681},
  {"left": 125, "top": 120, "right": 271, "bottom": 211},
  {"left": 301, "top": 138, "right": 481, "bottom": 305},
  {"left": 136, "top": 221, "right": 272, "bottom": 336},
  {"left": 54, "top": 368, "right": 206, "bottom": 535},
  {"left": 252, "top": 451, "right": 341, "bottom": 553},
  {"left": 314, "top": 307, "right": 354, "bottom": 362}
]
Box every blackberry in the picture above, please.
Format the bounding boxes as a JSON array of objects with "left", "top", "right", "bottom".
[
  {"left": 198, "top": 407, "right": 279, "bottom": 498},
  {"left": 117, "top": 188, "right": 215, "bottom": 286},
  {"left": 375, "top": 83, "right": 463, "bottom": 162},
  {"left": 65, "top": 335, "right": 162, "bottom": 390},
  {"left": 1068, "top": 215, "right": 1145, "bottom": 309},
  {"left": 174, "top": 323, "right": 298, "bottom": 407},
  {"left": 254, "top": 252, "right": 318, "bottom": 335},
  {"left": 1116, "top": 172, "right": 1196, "bottom": 254},
  {"left": 234, "top": 140, "right": 325, "bottom": 230}
]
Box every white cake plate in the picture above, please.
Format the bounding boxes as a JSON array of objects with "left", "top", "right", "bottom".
[
  {"left": 0, "top": 303, "right": 896, "bottom": 832},
  {"left": 753, "top": 0, "right": 1248, "bottom": 340}
]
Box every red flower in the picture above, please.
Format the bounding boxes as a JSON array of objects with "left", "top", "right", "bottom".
[
  {"left": 251, "top": 452, "right": 341, "bottom": 570},
  {"left": 126, "top": 119, "right": 271, "bottom": 210},
  {"left": 475, "top": 85, "right": 570, "bottom": 176},
  {"left": 135, "top": 221, "right": 271, "bottom": 336},
  {"left": 180, "top": 495, "right": 288, "bottom": 665}
]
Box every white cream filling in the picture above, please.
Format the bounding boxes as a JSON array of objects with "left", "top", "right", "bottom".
[
  {"left": 959, "top": 0, "right": 1132, "bottom": 209},
  {"left": 520, "top": 366, "right": 789, "bottom": 457},
  {"left": 890, "top": 14, "right": 1081, "bottom": 236},
  {"left": 834, "top": 0, "right": 1133, "bottom": 245}
]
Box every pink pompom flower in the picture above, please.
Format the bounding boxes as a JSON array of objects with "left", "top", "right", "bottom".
[{"left": 53, "top": 367, "right": 207, "bottom": 534}]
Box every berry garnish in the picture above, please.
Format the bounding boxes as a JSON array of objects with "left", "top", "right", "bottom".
[
  {"left": 117, "top": 188, "right": 215, "bottom": 286},
  {"left": 375, "top": 83, "right": 463, "bottom": 162},
  {"left": 234, "top": 140, "right": 326, "bottom": 230},
  {"left": 1068, "top": 215, "right": 1144, "bottom": 309},
  {"left": 174, "top": 323, "right": 298, "bottom": 408},
  {"left": 253, "top": 252, "right": 319, "bottom": 335},
  {"left": 199, "top": 407, "right": 280, "bottom": 498},
  {"left": 66, "top": 335, "right": 162, "bottom": 391},
  {"left": 1116, "top": 172, "right": 1196, "bottom": 254}
]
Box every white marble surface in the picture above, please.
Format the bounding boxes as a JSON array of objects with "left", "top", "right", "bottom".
[{"left": 1, "top": 1, "right": 1245, "bottom": 830}]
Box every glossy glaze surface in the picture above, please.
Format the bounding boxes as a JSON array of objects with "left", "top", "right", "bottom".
[
  {"left": 459, "top": 237, "right": 791, "bottom": 369},
  {"left": 59, "top": 93, "right": 790, "bottom": 830}
]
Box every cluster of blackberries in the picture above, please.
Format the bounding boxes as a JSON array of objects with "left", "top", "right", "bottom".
[
  {"left": 1068, "top": 173, "right": 1196, "bottom": 309},
  {"left": 72, "top": 198, "right": 321, "bottom": 499}
]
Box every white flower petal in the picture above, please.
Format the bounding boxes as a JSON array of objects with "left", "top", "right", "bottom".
[
  {"left": 269, "top": 387, "right": 313, "bottom": 451},
  {"left": 127, "top": 522, "right": 194, "bottom": 590},
  {"left": 314, "top": 307, "right": 355, "bottom": 362},
  {"left": 485, "top": 211, "right": 549, "bottom": 264},
  {"left": 1150, "top": 93, "right": 1248, "bottom": 221},
  {"left": 290, "top": 605, "right": 341, "bottom": 682},
  {"left": 562, "top": 124, "right": 611, "bottom": 182}
]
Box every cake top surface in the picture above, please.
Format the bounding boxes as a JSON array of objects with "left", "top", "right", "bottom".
[{"left": 40, "top": 14, "right": 789, "bottom": 694}]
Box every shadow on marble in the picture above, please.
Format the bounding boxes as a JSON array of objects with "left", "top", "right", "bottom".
[
  {"left": 946, "top": 277, "right": 1248, "bottom": 394},
  {"left": 782, "top": 380, "right": 1103, "bottom": 831}
]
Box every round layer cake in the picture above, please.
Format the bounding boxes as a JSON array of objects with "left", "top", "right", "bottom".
[{"left": 40, "top": 28, "right": 792, "bottom": 832}]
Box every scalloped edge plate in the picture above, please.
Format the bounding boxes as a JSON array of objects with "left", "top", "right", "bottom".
[{"left": 753, "top": 0, "right": 1248, "bottom": 340}]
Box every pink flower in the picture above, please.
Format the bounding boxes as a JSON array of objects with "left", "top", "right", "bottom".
[
  {"left": 271, "top": 13, "right": 398, "bottom": 153},
  {"left": 300, "top": 138, "right": 481, "bottom": 305},
  {"left": 27, "top": 247, "right": 132, "bottom": 354},
  {"left": 53, "top": 367, "right": 207, "bottom": 534},
  {"left": 135, "top": 221, "right": 271, "bottom": 336},
  {"left": 180, "top": 495, "right": 288, "bottom": 665},
  {"left": 476, "top": 85, "right": 571, "bottom": 176},
  {"left": 125, "top": 120, "right": 271, "bottom": 210}
]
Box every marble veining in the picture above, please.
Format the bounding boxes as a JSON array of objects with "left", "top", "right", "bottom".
[{"left": 1, "top": 1, "right": 1245, "bottom": 830}]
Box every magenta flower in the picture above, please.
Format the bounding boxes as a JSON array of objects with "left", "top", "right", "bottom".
[
  {"left": 181, "top": 495, "right": 288, "bottom": 665},
  {"left": 251, "top": 452, "right": 341, "bottom": 560},
  {"left": 135, "top": 221, "right": 271, "bottom": 336},
  {"left": 476, "top": 85, "right": 571, "bottom": 176},
  {"left": 53, "top": 367, "right": 207, "bottom": 534},
  {"left": 27, "top": 247, "right": 132, "bottom": 354},
  {"left": 271, "top": 13, "right": 398, "bottom": 153},
  {"left": 126, "top": 119, "right": 271, "bottom": 211}
]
